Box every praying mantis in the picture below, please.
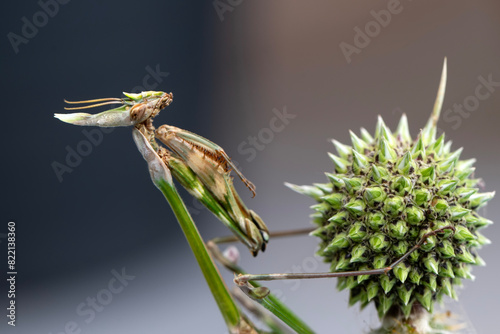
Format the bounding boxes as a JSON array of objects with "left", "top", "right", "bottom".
[{"left": 55, "top": 88, "right": 456, "bottom": 334}]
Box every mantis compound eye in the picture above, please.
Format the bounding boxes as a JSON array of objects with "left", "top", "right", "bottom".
[{"left": 130, "top": 103, "right": 149, "bottom": 123}]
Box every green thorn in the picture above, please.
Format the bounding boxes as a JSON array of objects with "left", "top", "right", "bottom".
[
  {"left": 328, "top": 211, "right": 349, "bottom": 227},
  {"left": 433, "top": 221, "right": 454, "bottom": 239},
  {"left": 377, "top": 293, "right": 395, "bottom": 319},
  {"left": 441, "top": 277, "right": 456, "bottom": 299},
  {"left": 394, "top": 262, "right": 410, "bottom": 283},
  {"left": 396, "top": 113, "right": 412, "bottom": 144},
  {"left": 411, "top": 136, "right": 426, "bottom": 160},
  {"left": 420, "top": 165, "right": 436, "bottom": 185},
  {"left": 437, "top": 240, "right": 455, "bottom": 258},
  {"left": 423, "top": 274, "right": 438, "bottom": 292},
  {"left": 439, "top": 260, "right": 455, "bottom": 278},
  {"left": 364, "top": 186, "right": 387, "bottom": 207},
  {"left": 344, "top": 198, "right": 365, "bottom": 217},
  {"left": 474, "top": 254, "right": 486, "bottom": 266},
  {"left": 413, "top": 188, "right": 432, "bottom": 208},
  {"left": 454, "top": 225, "right": 476, "bottom": 242},
  {"left": 456, "top": 245, "right": 476, "bottom": 264},
  {"left": 348, "top": 222, "right": 367, "bottom": 242},
  {"left": 325, "top": 173, "right": 345, "bottom": 188},
  {"left": 469, "top": 191, "right": 495, "bottom": 209},
  {"left": 284, "top": 183, "right": 324, "bottom": 201},
  {"left": 438, "top": 149, "right": 463, "bottom": 174},
  {"left": 346, "top": 276, "right": 359, "bottom": 290},
  {"left": 336, "top": 277, "right": 348, "bottom": 291},
  {"left": 369, "top": 165, "right": 388, "bottom": 184},
  {"left": 391, "top": 176, "right": 413, "bottom": 196},
  {"left": 455, "top": 167, "right": 475, "bottom": 182},
  {"left": 471, "top": 216, "right": 493, "bottom": 229},
  {"left": 366, "top": 281, "right": 379, "bottom": 301},
  {"left": 369, "top": 233, "right": 390, "bottom": 252},
  {"left": 408, "top": 267, "right": 423, "bottom": 285},
  {"left": 321, "top": 193, "right": 345, "bottom": 210},
  {"left": 352, "top": 150, "right": 369, "bottom": 174},
  {"left": 457, "top": 188, "right": 477, "bottom": 203},
  {"left": 392, "top": 240, "right": 408, "bottom": 257},
  {"left": 443, "top": 140, "right": 452, "bottom": 154},
  {"left": 324, "top": 232, "right": 350, "bottom": 252},
  {"left": 409, "top": 247, "right": 420, "bottom": 262},
  {"left": 349, "top": 130, "right": 367, "bottom": 152},
  {"left": 422, "top": 57, "right": 447, "bottom": 145},
  {"left": 437, "top": 179, "right": 458, "bottom": 196},
  {"left": 313, "top": 182, "right": 332, "bottom": 194},
  {"left": 397, "top": 284, "right": 414, "bottom": 305},
  {"left": 423, "top": 254, "right": 439, "bottom": 275},
  {"left": 389, "top": 220, "right": 409, "bottom": 240},
  {"left": 310, "top": 202, "right": 330, "bottom": 213},
  {"left": 367, "top": 212, "right": 386, "bottom": 231},
  {"left": 476, "top": 232, "right": 492, "bottom": 246},
  {"left": 360, "top": 127, "right": 374, "bottom": 144},
  {"left": 430, "top": 133, "right": 445, "bottom": 157},
  {"left": 331, "top": 139, "right": 352, "bottom": 159},
  {"left": 401, "top": 300, "right": 415, "bottom": 318},
  {"left": 350, "top": 244, "right": 368, "bottom": 264},
  {"left": 419, "top": 229, "right": 437, "bottom": 252},
  {"left": 456, "top": 158, "right": 476, "bottom": 171},
  {"left": 375, "top": 116, "right": 395, "bottom": 146},
  {"left": 449, "top": 206, "right": 471, "bottom": 221},
  {"left": 447, "top": 147, "right": 464, "bottom": 163},
  {"left": 416, "top": 287, "right": 434, "bottom": 312},
  {"left": 357, "top": 265, "right": 371, "bottom": 284},
  {"left": 383, "top": 196, "right": 405, "bottom": 217},
  {"left": 328, "top": 153, "right": 349, "bottom": 174},
  {"left": 335, "top": 252, "right": 351, "bottom": 271},
  {"left": 380, "top": 275, "right": 396, "bottom": 294},
  {"left": 342, "top": 177, "right": 364, "bottom": 194},
  {"left": 397, "top": 152, "right": 414, "bottom": 175},
  {"left": 377, "top": 138, "right": 397, "bottom": 163},
  {"left": 464, "top": 178, "right": 482, "bottom": 188},
  {"left": 310, "top": 226, "right": 328, "bottom": 238},
  {"left": 372, "top": 254, "right": 389, "bottom": 269},
  {"left": 405, "top": 206, "right": 425, "bottom": 225},
  {"left": 454, "top": 263, "right": 475, "bottom": 280},
  {"left": 432, "top": 198, "right": 449, "bottom": 217}
]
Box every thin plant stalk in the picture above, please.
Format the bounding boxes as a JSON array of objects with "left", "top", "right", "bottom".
[
  {"left": 132, "top": 129, "right": 245, "bottom": 332},
  {"left": 208, "top": 241, "right": 315, "bottom": 334},
  {"left": 156, "top": 178, "right": 241, "bottom": 329}
]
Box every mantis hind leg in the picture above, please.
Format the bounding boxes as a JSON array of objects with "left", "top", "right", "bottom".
[{"left": 209, "top": 226, "right": 455, "bottom": 299}]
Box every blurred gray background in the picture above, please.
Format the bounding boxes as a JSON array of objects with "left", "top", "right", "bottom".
[{"left": 2, "top": 1, "right": 499, "bottom": 333}]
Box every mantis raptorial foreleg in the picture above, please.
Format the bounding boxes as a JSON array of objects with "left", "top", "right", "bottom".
[
  {"left": 156, "top": 124, "right": 257, "bottom": 197},
  {"left": 209, "top": 226, "right": 455, "bottom": 300}
]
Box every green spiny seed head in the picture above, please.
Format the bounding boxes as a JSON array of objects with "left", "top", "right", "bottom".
[{"left": 287, "top": 59, "right": 494, "bottom": 328}]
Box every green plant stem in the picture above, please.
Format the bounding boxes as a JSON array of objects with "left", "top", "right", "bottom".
[
  {"left": 156, "top": 178, "right": 241, "bottom": 330},
  {"left": 208, "top": 242, "right": 315, "bottom": 334}
]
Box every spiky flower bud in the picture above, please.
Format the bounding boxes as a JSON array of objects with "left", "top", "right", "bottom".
[{"left": 288, "top": 59, "right": 493, "bottom": 332}]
